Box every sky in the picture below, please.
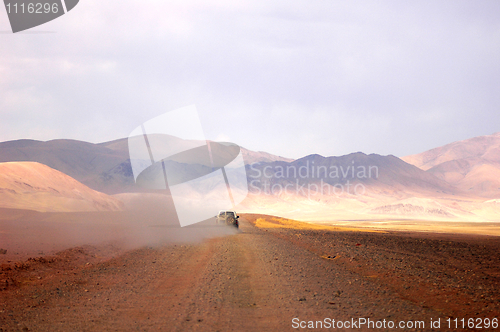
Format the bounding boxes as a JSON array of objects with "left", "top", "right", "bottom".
[{"left": 0, "top": 0, "right": 499, "bottom": 159}]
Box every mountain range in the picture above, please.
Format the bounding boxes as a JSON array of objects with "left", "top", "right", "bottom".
[
  {"left": 0, "top": 137, "right": 292, "bottom": 194},
  {"left": 0, "top": 133, "right": 499, "bottom": 221},
  {"left": 241, "top": 133, "right": 500, "bottom": 221},
  {"left": 402, "top": 132, "right": 500, "bottom": 198}
]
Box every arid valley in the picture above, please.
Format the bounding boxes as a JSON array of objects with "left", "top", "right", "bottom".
[
  {"left": 1, "top": 214, "right": 500, "bottom": 331},
  {"left": 0, "top": 132, "right": 500, "bottom": 331}
]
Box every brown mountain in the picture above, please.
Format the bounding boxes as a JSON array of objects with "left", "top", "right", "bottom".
[
  {"left": 402, "top": 132, "right": 500, "bottom": 198},
  {"left": 3, "top": 134, "right": 498, "bottom": 222},
  {"left": 238, "top": 152, "right": 481, "bottom": 222},
  {"left": 246, "top": 152, "right": 458, "bottom": 197},
  {"left": 240, "top": 148, "right": 294, "bottom": 165},
  {"left": 0, "top": 139, "right": 127, "bottom": 193},
  {"left": 0, "top": 138, "right": 293, "bottom": 194},
  {"left": 0, "top": 162, "right": 123, "bottom": 212}
]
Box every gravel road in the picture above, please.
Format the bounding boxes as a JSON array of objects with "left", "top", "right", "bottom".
[{"left": 1, "top": 215, "right": 499, "bottom": 331}]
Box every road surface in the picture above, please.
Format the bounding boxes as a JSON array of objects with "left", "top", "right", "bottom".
[{"left": 1, "top": 215, "right": 499, "bottom": 331}]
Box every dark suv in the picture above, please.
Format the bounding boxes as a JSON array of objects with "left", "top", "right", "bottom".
[{"left": 216, "top": 210, "right": 239, "bottom": 228}]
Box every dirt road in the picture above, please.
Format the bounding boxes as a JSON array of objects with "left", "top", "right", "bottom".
[{"left": 1, "top": 215, "right": 499, "bottom": 331}]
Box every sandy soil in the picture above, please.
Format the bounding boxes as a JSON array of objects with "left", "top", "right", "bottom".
[
  {"left": 314, "top": 220, "right": 500, "bottom": 237},
  {"left": 1, "top": 214, "right": 499, "bottom": 331}
]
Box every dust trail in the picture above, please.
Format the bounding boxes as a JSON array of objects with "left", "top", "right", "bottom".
[{"left": 0, "top": 193, "right": 239, "bottom": 261}]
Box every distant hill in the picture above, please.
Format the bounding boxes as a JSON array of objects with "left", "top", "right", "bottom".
[
  {"left": 0, "top": 162, "right": 123, "bottom": 212},
  {"left": 0, "top": 139, "right": 127, "bottom": 193},
  {"left": 247, "top": 152, "right": 458, "bottom": 197},
  {"left": 402, "top": 132, "right": 500, "bottom": 198},
  {"left": 98, "top": 137, "right": 294, "bottom": 165},
  {"left": 0, "top": 137, "right": 293, "bottom": 194},
  {"left": 238, "top": 152, "right": 480, "bottom": 222},
  {"left": 3, "top": 134, "right": 499, "bottom": 222},
  {"left": 240, "top": 147, "right": 294, "bottom": 165}
]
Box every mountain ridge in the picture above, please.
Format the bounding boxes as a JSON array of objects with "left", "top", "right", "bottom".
[
  {"left": 402, "top": 132, "right": 500, "bottom": 198},
  {"left": 0, "top": 162, "right": 123, "bottom": 212},
  {"left": 249, "top": 152, "right": 457, "bottom": 190},
  {"left": 1, "top": 132, "right": 500, "bottom": 221},
  {"left": 0, "top": 137, "right": 294, "bottom": 194}
]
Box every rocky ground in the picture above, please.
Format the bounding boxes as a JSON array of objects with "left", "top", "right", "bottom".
[{"left": 1, "top": 214, "right": 499, "bottom": 331}]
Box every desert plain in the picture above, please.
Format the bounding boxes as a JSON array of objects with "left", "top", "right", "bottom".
[
  {"left": 1, "top": 210, "right": 500, "bottom": 331},
  {"left": 1, "top": 133, "right": 500, "bottom": 331}
]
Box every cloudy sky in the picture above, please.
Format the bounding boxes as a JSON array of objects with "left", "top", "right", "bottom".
[{"left": 1, "top": 0, "right": 499, "bottom": 159}]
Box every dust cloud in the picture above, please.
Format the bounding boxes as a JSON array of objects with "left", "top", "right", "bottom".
[{"left": 0, "top": 193, "right": 239, "bottom": 261}]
